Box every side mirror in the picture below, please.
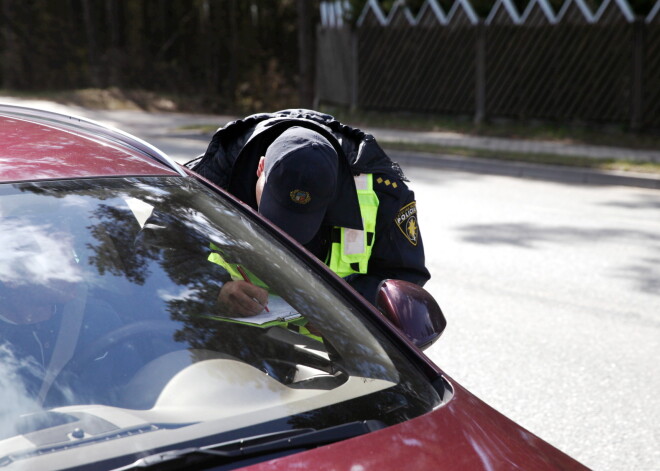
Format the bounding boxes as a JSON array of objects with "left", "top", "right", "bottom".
[{"left": 376, "top": 280, "right": 447, "bottom": 350}]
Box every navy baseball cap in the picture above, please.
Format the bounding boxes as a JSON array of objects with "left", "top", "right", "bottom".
[{"left": 259, "top": 127, "right": 338, "bottom": 245}]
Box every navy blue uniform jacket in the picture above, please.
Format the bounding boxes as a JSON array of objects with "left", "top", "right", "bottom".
[{"left": 187, "top": 109, "right": 430, "bottom": 304}]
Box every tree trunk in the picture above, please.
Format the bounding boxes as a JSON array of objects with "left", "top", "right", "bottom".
[
  {"left": 1, "top": 0, "right": 22, "bottom": 88},
  {"left": 105, "top": 0, "right": 121, "bottom": 86},
  {"left": 81, "top": 0, "right": 101, "bottom": 87},
  {"left": 297, "top": 0, "right": 315, "bottom": 108},
  {"left": 228, "top": 0, "right": 238, "bottom": 107}
]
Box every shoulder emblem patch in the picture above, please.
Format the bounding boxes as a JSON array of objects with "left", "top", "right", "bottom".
[{"left": 395, "top": 202, "right": 419, "bottom": 246}]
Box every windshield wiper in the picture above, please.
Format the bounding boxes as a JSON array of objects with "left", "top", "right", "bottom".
[{"left": 112, "top": 420, "right": 386, "bottom": 470}]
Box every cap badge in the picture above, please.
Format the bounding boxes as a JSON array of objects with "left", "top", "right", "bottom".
[{"left": 290, "top": 190, "right": 311, "bottom": 205}]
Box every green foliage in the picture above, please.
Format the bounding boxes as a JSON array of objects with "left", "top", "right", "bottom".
[
  {"left": 0, "top": 0, "right": 657, "bottom": 113},
  {"left": 0, "top": 0, "right": 306, "bottom": 112}
]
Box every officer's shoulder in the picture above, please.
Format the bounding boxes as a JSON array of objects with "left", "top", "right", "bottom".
[{"left": 371, "top": 172, "right": 410, "bottom": 197}]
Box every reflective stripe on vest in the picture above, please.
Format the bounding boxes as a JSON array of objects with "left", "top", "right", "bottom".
[
  {"left": 327, "top": 174, "right": 379, "bottom": 278},
  {"left": 208, "top": 245, "right": 269, "bottom": 289}
]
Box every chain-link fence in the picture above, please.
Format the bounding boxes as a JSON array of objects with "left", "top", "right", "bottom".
[
  {"left": 644, "top": 10, "right": 660, "bottom": 130},
  {"left": 317, "top": 0, "right": 660, "bottom": 130}
]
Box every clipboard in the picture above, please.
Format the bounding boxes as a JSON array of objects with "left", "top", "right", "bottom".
[{"left": 206, "top": 295, "right": 303, "bottom": 327}]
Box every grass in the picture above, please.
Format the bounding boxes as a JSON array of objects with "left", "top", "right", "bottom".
[
  {"left": 320, "top": 106, "right": 660, "bottom": 152},
  {"left": 185, "top": 107, "right": 660, "bottom": 174},
  {"left": 318, "top": 106, "right": 660, "bottom": 174},
  {"left": 380, "top": 141, "right": 660, "bottom": 175}
]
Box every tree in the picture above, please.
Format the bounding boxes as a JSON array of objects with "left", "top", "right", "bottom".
[{"left": 297, "top": 0, "right": 315, "bottom": 108}]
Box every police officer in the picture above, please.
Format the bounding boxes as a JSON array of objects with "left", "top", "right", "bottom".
[{"left": 190, "top": 110, "right": 430, "bottom": 316}]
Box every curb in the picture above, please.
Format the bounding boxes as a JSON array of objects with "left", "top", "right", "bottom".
[
  {"left": 372, "top": 129, "right": 660, "bottom": 163},
  {"left": 387, "top": 150, "right": 660, "bottom": 190}
]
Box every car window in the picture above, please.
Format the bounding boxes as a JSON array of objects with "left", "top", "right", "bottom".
[{"left": 0, "top": 177, "right": 442, "bottom": 470}]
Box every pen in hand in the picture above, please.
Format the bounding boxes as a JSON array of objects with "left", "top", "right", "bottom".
[{"left": 236, "top": 265, "right": 269, "bottom": 312}]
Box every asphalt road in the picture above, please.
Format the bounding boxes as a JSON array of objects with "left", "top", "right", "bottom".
[
  {"left": 2, "top": 99, "right": 658, "bottom": 470},
  {"left": 407, "top": 165, "right": 660, "bottom": 471}
]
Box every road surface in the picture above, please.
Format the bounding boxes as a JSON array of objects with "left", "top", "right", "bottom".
[{"left": 407, "top": 165, "right": 660, "bottom": 471}]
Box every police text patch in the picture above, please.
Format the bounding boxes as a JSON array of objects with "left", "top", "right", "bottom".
[{"left": 395, "top": 202, "right": 419, "bottom": 246}]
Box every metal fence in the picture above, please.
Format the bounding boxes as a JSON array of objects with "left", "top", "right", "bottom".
[{"left": 317, "top": 0, "right": 660, "bottom": 130}]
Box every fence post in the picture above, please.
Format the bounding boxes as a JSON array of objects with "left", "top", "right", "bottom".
[
  {"left": 475, "top": 20, "right": 486, "bottom": 124},
  {"left": 631, "top": 17, "right": 645, "bottom": 131}
]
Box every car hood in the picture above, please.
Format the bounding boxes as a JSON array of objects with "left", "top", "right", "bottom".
[
  {"left": 0, "top": 109, "right": 179, "bottom": 183},
  {"left": 242, "top": 375, "right": 589, "bottom": 471}
]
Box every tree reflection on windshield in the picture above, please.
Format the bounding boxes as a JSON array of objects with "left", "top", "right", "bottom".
[
  {"left": 2, "top": 177, "right": 406, "bottom": 413},
  {"left": 0, "top": 175, "right": 443, "bottom": 469}
]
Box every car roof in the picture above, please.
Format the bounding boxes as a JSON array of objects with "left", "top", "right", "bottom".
[{"left": 0, "top": 105, "right": 183, "bottom": 183}]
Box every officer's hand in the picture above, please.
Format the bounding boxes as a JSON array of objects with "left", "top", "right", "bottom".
[{"left": 217, "top": 281, "right": 268, "bottom": 317}]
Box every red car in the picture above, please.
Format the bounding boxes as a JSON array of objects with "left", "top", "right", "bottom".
[{"left": 0, "top": 105, "right": 588, "bottom": 470}]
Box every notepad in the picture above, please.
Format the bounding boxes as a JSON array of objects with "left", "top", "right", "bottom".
[{"left": 211, "top": 295, "right": 302, "bottom": 327}]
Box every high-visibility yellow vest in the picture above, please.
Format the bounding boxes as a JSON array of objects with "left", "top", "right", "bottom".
[
  {"left": 207, "top": 246, "right": 322, "bottom": 341},
  {"left": 326, "top": 174, "right": 379, "bottom": 278},
  {"left": 205, "top": 174, "right": 379, "bottom": 339},
  {"left": 208, "top": 246, "right": 268, "bottom": 289}
]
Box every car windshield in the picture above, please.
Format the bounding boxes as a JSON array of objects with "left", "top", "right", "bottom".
[{"left": 0, "top": 176, "right": 441, "bottom": 470}]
